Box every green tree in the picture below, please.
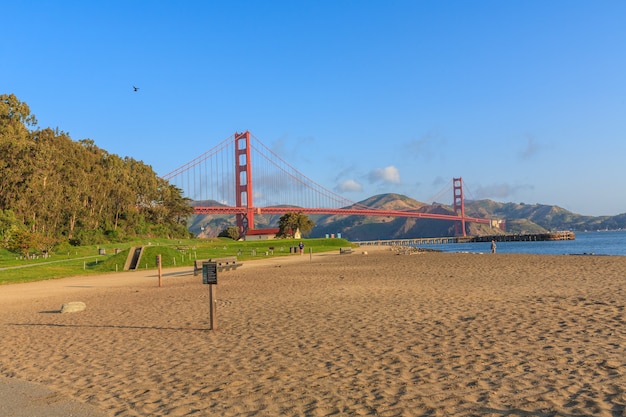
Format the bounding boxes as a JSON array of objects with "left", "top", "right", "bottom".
[
  {"left": 277, "top": 212, "right": 315, "bottom": 238},
  {"left": 0, "top": 94, "right": 194, "bottom": 244},
  {"left": 218, "top": 226, "right": 240, "bottom": 240},
  {"left": 6, "top": 229, "right": 38, "bottom": 258},
  {"left": 0, "top": 93, "right": 37, "bottom": 139},
  {"left": 0, "top": 210, "right": 23, "bottom": 248}
]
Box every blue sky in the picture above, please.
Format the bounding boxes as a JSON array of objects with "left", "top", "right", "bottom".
[{"left": 4, "top": 1, "right": 626, "bottom": 216}]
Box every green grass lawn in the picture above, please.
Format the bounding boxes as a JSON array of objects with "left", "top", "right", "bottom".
[{"left": 0, "top": 238, "right": 354, "bottom": 285}]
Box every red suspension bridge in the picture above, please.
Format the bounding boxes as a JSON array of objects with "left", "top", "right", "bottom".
[{"left": 162, "top": 131, "right": 491, "bottom": 237}]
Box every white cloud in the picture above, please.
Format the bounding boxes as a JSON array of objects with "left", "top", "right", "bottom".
[
  {"left": 406, "top": 132, "right": 446, "bottom": 161},
  {"left": 474, "top": 183, "right": 534, "bottom": 199},
  {"left": 369, "top": 166, "right": 401, "bottom": 184},
  {"left": 335, "top": 179, "right": 363, "bottom": 193},
  {"left": 518, "top": 135, "right": 542, "bottom": 160}
]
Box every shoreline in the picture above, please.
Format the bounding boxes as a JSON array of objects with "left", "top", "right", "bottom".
[{"left": 1, "top": 249, "right": 625, "bottom": 416}]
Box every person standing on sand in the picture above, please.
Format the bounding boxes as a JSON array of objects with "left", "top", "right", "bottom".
[
  {"left": 491, "top": 240, "right": 497, "bottom": 254},
  {"left": 299, "top": 241, "right": 304, "bottom": 255}
]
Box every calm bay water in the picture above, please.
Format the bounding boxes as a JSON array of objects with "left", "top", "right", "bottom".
[{"left": 414, "top": 231, "right": 626, "bottom": 256}]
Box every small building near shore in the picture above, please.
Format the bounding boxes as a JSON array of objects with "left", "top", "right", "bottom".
[
  {"left": 491, "top": 219, "right": 506, "bottom": 230},
  {"left": 244, "top": 228, "right": 280, "bottom": 240}
]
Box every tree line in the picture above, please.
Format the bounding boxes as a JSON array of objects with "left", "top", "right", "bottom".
[{"left": 0, "top": 94, "right": 193, "bottom": 256}]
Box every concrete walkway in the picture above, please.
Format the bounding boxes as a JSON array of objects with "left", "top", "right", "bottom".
[{"left": 0, "top": 376, "right": 109, "bottom": 417}]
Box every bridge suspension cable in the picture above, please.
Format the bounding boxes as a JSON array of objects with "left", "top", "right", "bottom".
[
  {"left": 163, "top": 134, "right": 236, "bottom": 205},
  {"left": 427, "top": 178, "right": 454, "bottom": 206},
  {"left": 249, "top": 133, "right": 369, "bottom": 210},
  {"left": 162, "top": 131, "right": 491, "bottom": 237}
]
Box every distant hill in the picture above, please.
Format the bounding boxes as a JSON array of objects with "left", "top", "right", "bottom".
[
  {"left": 464, "top": 200, "right": 624, "bottom": 232},
  {"left": 313, "top": 193, "right": 452, "bottom": 239},
  {"left": 311, "top": 194, "right": 497, "bottom": 240},
  {"left": 190, "top": 194, "right": 626, "bottom": 240}
]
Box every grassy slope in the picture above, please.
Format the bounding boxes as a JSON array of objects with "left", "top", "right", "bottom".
[{"left": 0, "top": 238, "right": 353, "bottom": 285}]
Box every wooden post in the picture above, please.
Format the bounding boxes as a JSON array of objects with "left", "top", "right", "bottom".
[
  {"left": 156, "top": 254, "right": 162, "bottom": 287},
  {"left": 208, "top": 284, "right": 217, "bottom": 330},
  {"left": 202, "top": 261, "right": 218, "bottom": 331}
]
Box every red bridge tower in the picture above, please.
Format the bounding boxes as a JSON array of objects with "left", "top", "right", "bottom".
[
  {"left": 453, "top": 177, "right": 466, "bottom": 237},
  {"left": 235, "top": 131, "right": 254, "bottom": 236}
]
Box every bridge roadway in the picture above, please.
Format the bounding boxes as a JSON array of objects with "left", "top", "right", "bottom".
[{"left": 193, "top": 206, "right": 491, "bottom": 224}]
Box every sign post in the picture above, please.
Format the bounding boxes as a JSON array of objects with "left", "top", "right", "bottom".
[{"left": 202, "top": 261, "right": 218, "bottom": 330}]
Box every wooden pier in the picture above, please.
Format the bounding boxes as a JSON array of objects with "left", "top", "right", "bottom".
[
  {"left": 357, "top": 231, "right": 575, "bottom": 247},
  {"left": 357, "top": 236, "right": 466, "bottom": 247},
  {"left": 470, "top": 231, "right": 575, "bottom": 242}
]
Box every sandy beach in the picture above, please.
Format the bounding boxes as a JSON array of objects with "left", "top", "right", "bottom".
[{"left": 1, "top": 247, "right": 625, "bottom": 416}]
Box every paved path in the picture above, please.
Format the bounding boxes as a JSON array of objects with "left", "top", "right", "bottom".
[
  {"left": 0, "top": 256, "right": 103, "bottom": 271},
  {"left": 0, "top": 376, "right": 109, "bottom": 417}
]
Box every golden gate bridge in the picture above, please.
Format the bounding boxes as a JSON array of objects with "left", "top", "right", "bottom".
[{"left": 162, "top": 131, "right": 491, "bottom": 237}]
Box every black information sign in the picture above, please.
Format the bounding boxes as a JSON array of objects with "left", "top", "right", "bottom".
[{"left": 202, "top": 262, "right": 218, "bottom": 285}]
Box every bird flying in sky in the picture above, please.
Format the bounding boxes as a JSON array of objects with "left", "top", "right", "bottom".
[{"left": 133, "top": 86, "right": 139, "bottom": 92}]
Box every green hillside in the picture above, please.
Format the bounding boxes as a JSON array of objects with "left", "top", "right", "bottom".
[{"left": 1, "top": 94, "right": 193, "bottom": 257}]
